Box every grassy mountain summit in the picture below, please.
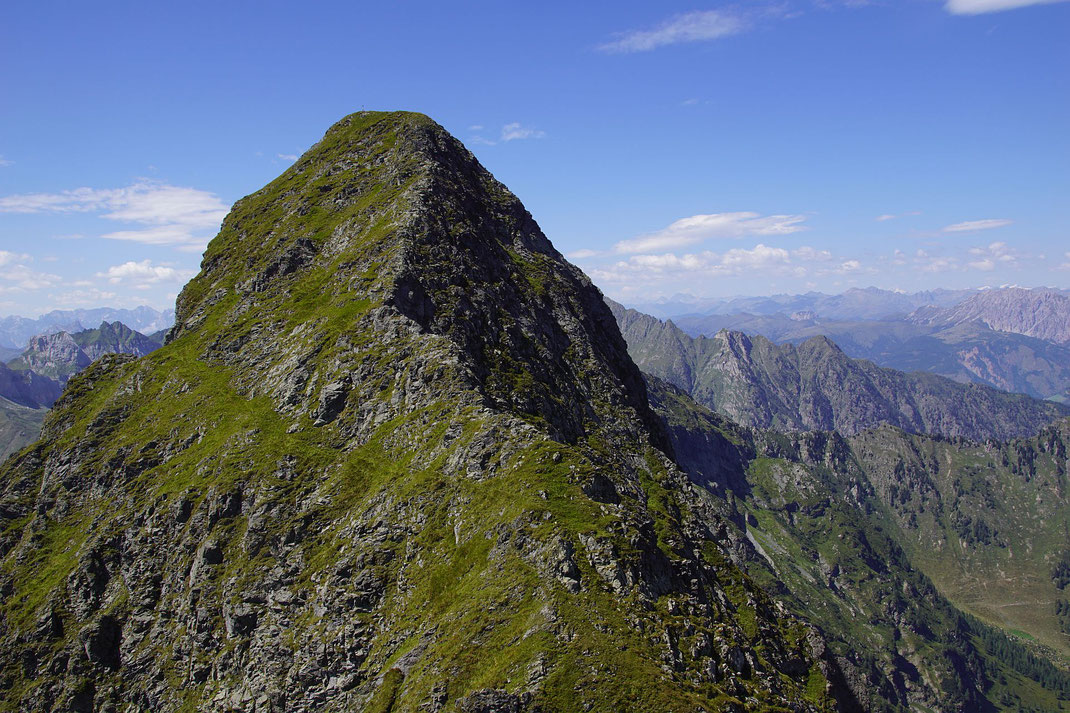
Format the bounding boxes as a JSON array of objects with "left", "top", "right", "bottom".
[{"left": 0, "top": 112, "right": 845, "bottom": 711}]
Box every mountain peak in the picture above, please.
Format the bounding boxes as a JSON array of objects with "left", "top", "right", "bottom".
[
  {"left": 0, "top": 112, "right": 842, "bottom": 711},
  {"left": 172, "top": 110, "right": 653, "bottom": 444}
]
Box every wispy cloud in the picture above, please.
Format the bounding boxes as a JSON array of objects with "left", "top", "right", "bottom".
[
  {"left": 0, "top": 181, "right": 229, "bottom": 250},
  {"left": 501, "top": 122, "right": 546, "bottom": 141},
  {"left": 470, "top": 122, "right": 547, "bottom": 146},
  {"left": 913, "top": 249, "right": 959, "bottom": 273},
  {"left": 0, "top": 250, "right": 29, "bottom": 268},
  {"left": 943, "top": 218, "right": 1012, "bottom": 233},
  {"left": 946, "top": 0, "right": 1069, "bottom": 15},
  {"left": 48, "top": 288, "right": 120, "bottom": 307},
  {"left": 876, "top": 210, "right": 921, "bottom": 222},
  {"left": 0, "top": 156, "right": 12, "bottom": 167},
  {"left": 590, "top": 243, "right": 854, "bottom": 285},
  {"left": 567, "top": 248, "right": 600, "bottom": 260},
  {"left": 277, "top": 153, "right": 298, "bottom": 162},
  {"left": 613, "top": 211, "right": 808, "bottom": 254},
  {"left": 97, "top": 259, "right": 195, "bottom": 289},
  {"left": 598, "top": 10, "right": 748, "bottom": 53},
  {"left": 1060, "top": 252, "right": 1070, "bottom": 270}
]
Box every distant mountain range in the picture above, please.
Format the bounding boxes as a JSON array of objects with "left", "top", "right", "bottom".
[
  {"left": 610, "top": 299, "right": 1070, "bottom": 440},
  {"left": 0, "top": 306, "right": 173, "bottom": 349},
  {"left": 630, "top": 286, "right": 985, "bottom": 321},
  {"left": 633, "top": 285, "right": 1070, "bottom": 321},
  {"left": 908, "top": 287, "right": 1070, "bottom": 345},
  {"left": 0, "top": 321, "right": 165, "bottom": 459},
  {"left": 653, "top": 287, "right": 1070, "bottom": 403},
  {"left": 8, "top": 320, "right": 163, "bottom": 384}
]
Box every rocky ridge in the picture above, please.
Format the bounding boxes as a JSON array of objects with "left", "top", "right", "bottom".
[{"left": 610, "top": 300, "right": 1070, "bottom": 440}]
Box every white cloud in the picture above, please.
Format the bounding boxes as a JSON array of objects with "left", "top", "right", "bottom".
[
  {"left": 598, "top": 10, "right": 747, "bottom": 53},
  {"left": 1060, "top": 252, "right": 1070, "bottom": 270},
  {"left": 943, "top": 218, "right": 1012, "bottom": 233},
  {"left": 946, "top": 0, "right": 1068, "bottom": 14},
  {"left": 501, "top": 123, "right": 546, "bottom": 141},
  {"left": 97, "top": 259, "right": 194, "bottom": 287},
  {"left": 0, "top": 156, "right": 12, "bottom": 167},
  {"left": 277, "top": 153, "right": 298, "bottom": 162},
  {"left": 913, "top": 249, "right": 959, "bottom": 273},
  {"left": 877, "top": 210, "right": 921, "bottom": 222},
  {"left": 967, "top": 241, "right": 1019, "bottom": 271},
  {"left": 468, "top": 122, "right": 547, "bottom": 146},
  {"left": 0, "top": 250, "right": 30, "bottom": 267},
  {"left": 0, "top": 253, "right": 61, "bottom": 291},
  {"left": 0, "top": 181, "right": 229, "bottom": 250},
  {"left": 613, "top": 211, "right": 808, "bottom": 254},
  {"left": 567, "top": 249, "right": 599, "bottom": 260},
  {"left": 590, "top": 243, "right": 837, "bottom": 285}
]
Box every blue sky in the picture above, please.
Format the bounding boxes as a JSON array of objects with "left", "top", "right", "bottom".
[{"left": 1, "top": 0, "right": 1067, "bottom": 316}]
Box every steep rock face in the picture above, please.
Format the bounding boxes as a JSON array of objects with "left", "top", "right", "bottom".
[
  {"left": 13, "top": 331, "right": 91, "bottom": 382},
  {"left": 0, "top": 113, "right": 840, "bottom": 712},
  {"left": 611, "top": 301, "right": 1069, "bottom": 440},
  {"left": 909, "top": 287, "right": 1070, "bottom": 346},
  {"left": 647, "top": 376, "right": 1070, "bottom": 711}
]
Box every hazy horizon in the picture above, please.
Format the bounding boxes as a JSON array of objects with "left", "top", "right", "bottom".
[{"left": 2, "top": 1, "right": 1067, "bottom": 315}]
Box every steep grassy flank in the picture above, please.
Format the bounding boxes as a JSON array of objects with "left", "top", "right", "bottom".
[{"left": 850, "top": 421, "right": 1070, "bottom": 658}]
